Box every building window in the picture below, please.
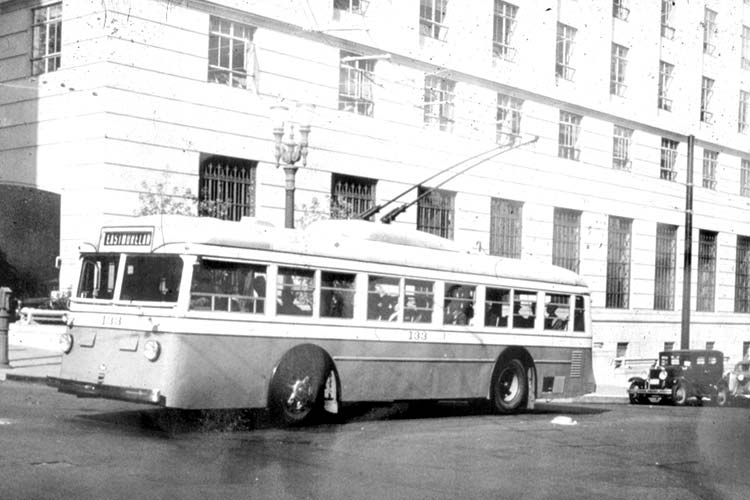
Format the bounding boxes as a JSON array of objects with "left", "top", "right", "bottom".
[
  {"left": 489, "top": 198, "right": 522, "bottom": 259},
  {"left": 330, "top": 173, "right": 376, "bottom": 219},
  {"left": 658, "top": 61, "right": 674, "bottom": 111},
  {"left": 610, "top": 44, "right": 628, "bottom": 96},
  {"left": 339, "top": 51, "right": 374, "bottom": 117},
  {"left": 31, "top": 3, "right": 62, "bottom": 76},
  {"left": 417, "top": 187, "right": 454, "bottom": 239},
  {"left": 496, "top": 93, "right": 522, "bottom": 144},
  {"left": 660, "top": 138, "right": 678, "bottom": 181},
  {"left": 552, "top": 208, "right": 581, "bottom": 273},
  {"left": 612, "top": 0, "right": 629, "bottom": 20},
  {"left": 419, "top": 0, "right": 448, "bottom": 40},
  {"left": 606, "top": 216, "right": 632, "bottom": 309},
  {"left": 743, "top": 26, "right": 750, "bottom": 70},
  {"left": 493, "top": 1, "right": 518, "bottom": 61},
  {"left": 741, "top": 159, "right": 750, "bottom": 197},
  {"left": 740, "top": 90, "right": 750, "bottom": 134},
  {"left": 199, "top": 155, "right": 257, "bottom": 221},
  {"left": 697, "top": 230, "right": 717, "bottom": 312},
  {"left": 703, "top": 8, "right": 717, "bottom": 55},
  {"left": 424, "top": 75, "right": 455, "bottom": 132},
  {"left": 654, "top": 223, "right": 677, "bottom": 311},
  {"left": 207, "top": 17, "right": 256, "bottom": 90},
  {"left": 555, "top": 23, "right": 576, "bottom": 81},
  {"left": 735, "top": 235, "right": 750, "bottom": 313},
  {"left": 558, "top": 111, "right": 581, "bottom": 160},
  {"left": 700, "top": 77, "right": 714, "bottom": 123},
  {"left": 334, "top": 0, "right": 367, "bottom": 14},
  {"left": 664, "top": 341, "right": 674, "bottom": 352},
  {"left": 744, "top": 341, "right": 750, "bottom": 358},
  {"left": 612, "top": 125, "right": 633, "bottom": 171},
  {"left": 661, "top": 0, "right": 675, "bottom": 39},
  {"left": 702, "top": 150, "right": 718, "bottom": 190},
  {"left": 706, "top": 341, "right": 715, "bottom": 350}
]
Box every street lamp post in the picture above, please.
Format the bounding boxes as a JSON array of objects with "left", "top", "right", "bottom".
[{"left": 271, "top": 101, "right": 315, "bottom": 229}]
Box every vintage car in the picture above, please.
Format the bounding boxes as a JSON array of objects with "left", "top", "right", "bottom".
[
  {"left": 719, "top": 360, "right": 750, "bottom": 406},
  {"left": 627, "top": 350, "right": 725, "bottom": 406}
]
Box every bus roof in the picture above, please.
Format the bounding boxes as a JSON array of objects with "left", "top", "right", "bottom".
[{"left": 98, "top": 215, "right": 588, "bottom": 289}]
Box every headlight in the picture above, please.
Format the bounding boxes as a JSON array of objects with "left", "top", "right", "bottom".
[
  {"left": 143, "top": 339, "right": 161, "bottom": 362},
  {"left": 659, "top": 370, "right": 667, "bottom": 380},
  {"left": 59, "top": 333, "right": 73, "bottom": 354},
  {"left": 739, "top": 373, "right": 745, "bottom": 382}
]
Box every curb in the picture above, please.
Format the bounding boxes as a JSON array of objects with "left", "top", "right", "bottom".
[{"left": 3, "top": 373, "right": 51, "bottom": 384}]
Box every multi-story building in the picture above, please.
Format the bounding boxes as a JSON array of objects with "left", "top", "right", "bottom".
[{"left": 2, "top": 0, "right": 750, "bottom": 388}]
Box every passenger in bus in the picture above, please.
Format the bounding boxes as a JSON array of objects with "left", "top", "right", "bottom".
[
  {"left": 545, "top": 305, "right": 569, "bottom": 330},
  {"left": 404, "top": 296, "right": 423, "bottom": 322},
  {"left": 326, "top": 292, "right": 344, "bottom": 317},
  {"left": 370, "top": 285, "right": 397, "bottom": 321},
  {"left": 486, "top": 303, "right": 505, "bottom": 327},
  {"left": 444, "top": 286, "right": 472, "bottom": 325}
]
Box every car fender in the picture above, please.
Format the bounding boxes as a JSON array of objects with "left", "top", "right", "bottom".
[{"left": 627, "top": 376, "right": 646, "bottom": 385}]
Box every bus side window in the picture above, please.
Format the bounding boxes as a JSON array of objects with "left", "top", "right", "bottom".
[
  {"left": 444, "top": 283, "right": 475, "bottom": 326},
  {"left": 544, "top": 294, "right": 570, "bottom": 331},
  {"left": 404, "top": 279, "right": 434, "bottom": 323},
  {"left": 513, "top": 291, "right": 537, "bottom": 329},
  {"left": 276, "top": 267, "right": 315, "bottom": 316},
  {"left": 485, "top": 288, "right": 510, "bottom": 327},
  {"left": 367, "top": 276, "right": 399, "bottom": 321},
  {"left": 574, "top": 296, "right": 585, "bottom": 332},
  {"left": 189, "top": 260, "right": 267, "bottom": 313},
  {"left": 320, "top": 272, "right": 355, "bottom": 319}
]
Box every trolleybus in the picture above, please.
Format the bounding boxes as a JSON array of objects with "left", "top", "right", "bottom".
[{"left": 49, "top": 215, "right": 594, "bottom": 424}]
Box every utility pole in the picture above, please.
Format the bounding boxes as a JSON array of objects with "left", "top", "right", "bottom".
[{"left": 681, "top": 135, "right": 695, "bottom": 350}]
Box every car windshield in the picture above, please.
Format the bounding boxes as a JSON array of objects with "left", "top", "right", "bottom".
[{"left": 120, "top": 255, "right": 183, "bottom": 303}]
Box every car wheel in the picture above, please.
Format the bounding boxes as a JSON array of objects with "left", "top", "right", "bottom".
[
  {"left": 715, "top": 386, "right": 730, "bottom": 407},
  {"left": 491, "top": 358, "right": 527, "bottom": 413},
  {"left": 672, "top": 381, "right": 689, "bottom": 406},
  {"left": 628, "top": 382, "right": 643, "bottom": 405}
]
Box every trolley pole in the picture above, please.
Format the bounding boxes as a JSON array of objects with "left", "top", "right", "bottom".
[
  {"left": 680, "top": 135, "right": 695, "bottom": 350},
  {"left": 0, "top": 287, "right": 11, "bottom": 367}
]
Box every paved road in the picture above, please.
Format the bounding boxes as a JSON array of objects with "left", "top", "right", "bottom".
[{"left": 0, "top": 380, "right": 747, "bottom": 500}]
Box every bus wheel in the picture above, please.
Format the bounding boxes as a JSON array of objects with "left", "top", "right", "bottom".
[
  {"left": 491, "top": 358, "right": 527, "bottom": 413},
  {"left": 268, "top": 345, "right": 338, "bottom": 426}
]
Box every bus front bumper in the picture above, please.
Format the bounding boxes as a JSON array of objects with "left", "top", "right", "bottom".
[{"left": 47, "top": 377, "right": 164, "bottom": 405}]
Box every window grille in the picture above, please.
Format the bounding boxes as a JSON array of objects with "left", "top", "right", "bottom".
[
  {"left": 660, "top": 138, "right": 678, "bottom": 181},
  {"left": 742, "top": 159, "right": 750, "bottom": 197},
  {"left": 199, "top": 155, "right": 257, "bottom": 221},
  {"left": 658, "top": 61, "right": 674, "bottom": 111},
  {"left": 493, "top": 1, "right": 518, "bottom": 61},
  {"left": 735, "top": 236, "right": 750, "bottom": 313},
  {"left": 703, "top": 8, "right": 717, "bottom": 55},
  {"left": 489, "top": 198, "right": 523, "bottom": 259},
  {"left": 558, "top": 111, "right": 581, "bottom": 160},
  {"left": 552, "top": 208, "right": 581, "bottom": 273},
  {"left": 339, "top": 51, "right": 374, "bottom": 117},
  {"left": 606, "top": 216, "right": 632, "bottom": 309},
  {"left": 701, "top": 77, "right": 714, "bottom": 123},
  {"left": 664, "top": 341, "right": 674, "bottom": 352},
  {"left": 207, "top": 17, "right": 256, "bottom": 90},
  {"left": 423, "top": 75, "right": 455, "bottom": 132},
  {"left": 555, "top": 23, "right": 576, "bottom": 80},
  {"left": 739, "top": 91, "right": 750, "bottom": 134},
  {"left": 612, "top": 0, "right": 629, "bottom": 21},
  {"left": 706, "top": 341, "right": 715, "bottom": 350},
  {"left": 743, "top": 26, "right": 750, "bottom": 70},
  {"left": 697, "top": 230, "right": 717, "bottom": 312},
  {"left": 417, "top": 187, "right": 454, "bottom": 239},
  {"left": 420, "top": 0, "right": 448, "bottom": 40},
  {"left": 31, "top": 3, "right": 62, "bottom": 75},
  {"left": 654, "top": 224, "right": 677, "bottom": 311},
  {"left": 610, "top": 44, "right": 628, "bottom": 96},
  {"left": 702, "top": 150, "right": 718, "bottom": 190},
  {"left": 331, "top": 173, "right": 376, "bottom": 219},
  {"left": 496, "top": 93, "right": 522, "bottom": 144},
  {"left": 612, "top": 125, "right": 632, "bottom": 171},
  {"left": 660, "top": 0, "right": 675, "bottom": 39}
]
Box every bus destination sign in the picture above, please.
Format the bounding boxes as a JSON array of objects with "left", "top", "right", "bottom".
[{"left": 102, "top": 231, "right": 153, "bottom": 247}]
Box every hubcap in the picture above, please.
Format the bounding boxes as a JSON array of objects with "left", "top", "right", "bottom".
[
  {"left": 499, "top": 368, "right": 520, "bottom": 402},
  {"left": 285, "top": 376, "right": 314, "bottom": 415}
]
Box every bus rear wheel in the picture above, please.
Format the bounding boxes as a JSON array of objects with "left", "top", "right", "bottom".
[{"left": 491, "top": 358, "right": 527, "bottom": 413}]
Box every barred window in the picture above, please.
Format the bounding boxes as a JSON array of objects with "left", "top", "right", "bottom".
[
  {"left": 664, "top": 341, "right": 674, "bottom": 352},
  {"left": 331, "top": 173, "right": 376, "bottom": 219},
  {"left": 743, "top": 26, "right": 750, "bottom": 71},
  {"left": 552, "top": 208, "right": 581, "bottom": 273},
  {"left": 702, "top": 150, "right": 718, "bottom": 190},
  {"left": 660, "top": 138, "right": 678, "bottom": 181},
  {"left": 558, "top": 111, "right": 581, "bottom": 160},
  {"left": 555, "top": 23, "right": 576, "bottom": 81},
  {"left": 339, "top": 51, "right": 374, "bottom": 117},
  {"left": 739, "top": 91, "right": 750, "bottom": 134},
  {"left": 654, "top": 223, "right": 677, "bottom": 310},
  {"left": 417, "top": 187, "right": 454, "bottom": 239},
  {"left": 735, "top": 236, "right": 750, "bottom": 313},
  {"left": 207, "top": 17, "right": 256, "bottom": 90},
  {"left": 701, "top": 77, "right": 714, "bottom": 123},
  {"left": 424, "top": 75, "right": 455, "bottom": 132},
  {"left": 697, "top": 230, "right": 717, "bottom": 312},
  {"left": 199, "top": 155, "right": 256, "bottom": 221},
  {"left": 420, "top": 0, "right": 448, "bottom": 40},
  {"left": 612, "top": 125, "right": 633, "bottom": 171},
  {"left": 606, "top": 216, "right": 632, "bottom": 309},
  {"left": 610, "top": 44, "right": 628, "bottom": 96},
  {"left": 612, "top": 0, "right": 629, "bottom": 21},
  {"left": 703, "top": 8, "right": 717, "bottom": 55},
  {"left": 496, "top": 93, "right": 523, "bottom": 144},
  {"left": 742, "top": 159, "right": 750, "bottom": 197},
  {"left": 658, "top": 61, "right": 674, "bottom": 111},
  {"left": 493, "top": 1, "right": 518, "bottom": 61},
  {"left": 489, "top": 198, "right": 522, "bottom": 259},
  {"left": 31, "top": 3, "right": 62, "bottom": 76},
  {"left": 661, "top": 0, "right": 675, "bottom": 39}
]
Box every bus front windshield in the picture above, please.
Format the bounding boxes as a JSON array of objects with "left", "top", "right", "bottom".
[
  {"left": 78, "top": 254, "right": 119, "bottom": 299},
  {"left": 120, "top": 255, "right": 183, "bottom": 303}
]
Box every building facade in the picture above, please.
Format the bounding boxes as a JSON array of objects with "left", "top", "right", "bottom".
[{"left": 2, "top": 0, "right": 750, "bottom": 387}]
